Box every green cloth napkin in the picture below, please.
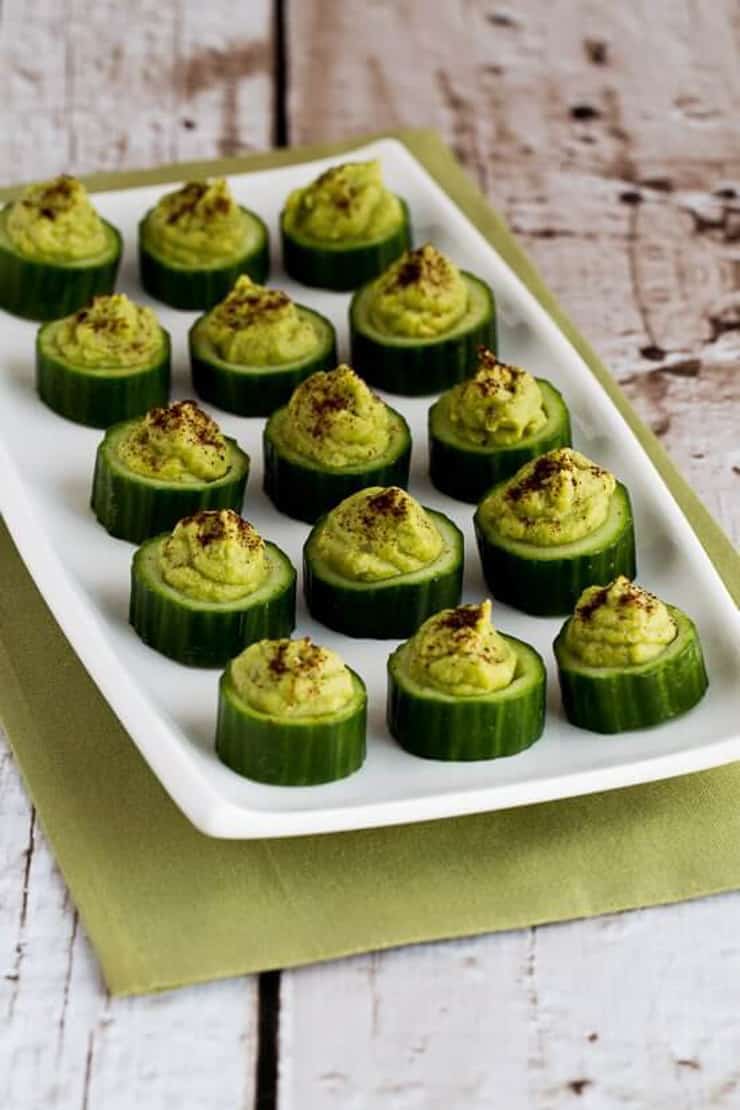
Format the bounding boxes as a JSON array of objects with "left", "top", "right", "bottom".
[{"left": 1, "top": 130, "right": 738, "bottom": 996}]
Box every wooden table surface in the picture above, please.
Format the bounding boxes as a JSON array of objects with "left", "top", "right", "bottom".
[{"left": 1, "top": 2, "right": 739, "bottom": 1106}]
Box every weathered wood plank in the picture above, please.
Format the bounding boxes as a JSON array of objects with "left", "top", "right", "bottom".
[{"left": 0, "top": 2, "right": 274, "bottom": 1107}]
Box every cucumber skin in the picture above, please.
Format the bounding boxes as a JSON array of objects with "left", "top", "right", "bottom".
[
  {"left": 129, "top": 541, "right": 296, "bottom": 668},
  {"left": 428, "top": 384, "right": 572, "bottom": 504},
  {"left": 349, "top": 276, "right": 496, "bottom": 396},
  {"left": 280, "top": 199, "right": 411, "bottom": 291},
  {"left": 262, "top": 413, "right": 412, "bottom": 524},
  {"left": 36, "top": 330, "right": 171, "bottom": 429},
  {"left": 387, "top": 639, "right": 546, "bottom": 761},
  {"left": 474, "top": 484, "right": 637, "bottom": 617},
  {"left": 0, "top": 219, "right": 122, "bottom": 322},
  {"left": 190, "top": 323, "right": 337, "bottom": 418},
  {"left": 554, "top": 610, "right": 708, "bottom": 734},
  {"left": 303, "top": 515, "right": 464, "bottom": 639},
  {"left": 138, "top": 209, "right": 270, "bottom": 311},
  {"left": 91, "top": 436, "right": 249, "bottom": 544},
  {"left": 216, "top": 670, "right": 367, "bottom": 785}
]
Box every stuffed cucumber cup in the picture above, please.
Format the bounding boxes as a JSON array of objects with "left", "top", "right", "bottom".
[
  {"left": 130, "top": 510, "right": 295, "bottom": 667},
  {"left": 216, "top": 637, "right": 367, "bottom": 785},
  {"left": 304, "top": 486, "right": 464, "bottom": 639},
  {"left": 349, "top": 244, "right": 496, "bottom": 395},
  {"left": 36, "top": 293, "right": 170, "bottom": 428},
  {"left": 189, "top": 275, "right": 336, "bottom": 417},
  {"left": 554, "top": 577, "right": 708, "bottom": 733},
  {"left": 264, "top": 364, "right": 411, "bottom": 522},
  {"left": 0, "top": 175, "right": 121, "bottom": 321},
  {"left": 92, "top": 400, "right": 249, "bottom": 543},
  {"left": 138, "top": 178, "right": 269, "bottom": 310},
  {"left": 474, "top": 448, "right": 636, "bottom": 616},
  {"left": 388, "top": 600, "right": 546, "bottom": 761},
  {"left": 429, "top": 349, "right": 572, "bottom": 502},
  {"left": 281, "top": 159, "right": 411, "bottom": 291}
]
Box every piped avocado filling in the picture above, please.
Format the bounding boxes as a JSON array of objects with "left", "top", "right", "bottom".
[
  {"left": 565, "top": 576, "right": 677, "bottom": 668},
  {"left": 143, "top": 179, "right": 248, "bottom": 266},
  {"left": 7, "top": 175, "right": 107, "bottom": 261},
  {"left": 282, "top": 159, "right": 403, "bottom": 244},
  {"left": 51, "top": 294, "right": 162, "bottom": 369},
  {"left": 481, "top": 448, "right": 615, "bottom": 546},
  {"left": 448, "top": 349, "right": 547, "bottom": 446},
  {"left": 116, "top": 400, "right": 229, "bottom": 483},
  {"left": 367, "top": 244, "right": 468, "bottom": 338},
  {"left": 404, "top": 600, "right": 516, "bottom": 696},
  {"left": 316, "top": 486, "right": 442, "bottom": 581},
  {"left": 231, "top": 636, "right": 355, "bottom": 719},
  {"left": 160, "top": 510, "right": 268, "bottom": 603},
  {"left": 280, "top": 364, "right": 390, "bottom": 467},
  {"left": 201, "top": 275, "right": 319, "bottom": 365}
]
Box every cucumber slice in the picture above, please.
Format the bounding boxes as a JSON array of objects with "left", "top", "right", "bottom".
[
  {"left": 349, "top": 272, "right": 496, "bottom": 395},
  {"left": 280, "top": 198, "right": 412, "bottom": 291},
  {"left": 91, "top": 419, "right": 250, "bottom": 544},
  {"left": 304, "top": 509, "right": 464, "bottom": 639},
  {"left": 474, "top": 483, "right": 636, "bottom": 616},
  {"left": 0, "top": 207, "right": 121, "bottom": 321},
  {"left": 429, "top": 379, "right": 572, "bottom": 503},
  {"left": 130, "top": 535, "right": 296, "bottom": 667},
  {"left": 189, "top": 305, "right": 337, "bottom": 417},
  {"left": 36, "top": 319, "right": 171, "bottom": 428},
  {"left": 387, "top": 634, "right": 546, "bottom": 760},
  {"left": 263, "top": 406, "right": 412, "bottom": 523},
  {"left": 138, "top": 206, "right": 270, "bottom": 310},
  {"left": 216, "top": 666, "right": 367, "bottom": 785},
  {"left": 554, "top": 606, "right": 708, "bottom": 733}
]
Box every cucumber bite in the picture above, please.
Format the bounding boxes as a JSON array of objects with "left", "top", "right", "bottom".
[
  {"left": 304, "top": 485, "right": 464, "bottom": 639},
  {"left": 189, "top": 275, "right": 336, "bottom": 417},
  {"left": 474, "top": 448, "right": 636, "bottom": 616},
  {"left": 216, "top": 636, "right": 367, "bottom": 785},
  {"left": 428, "top": 349, "right": 571, "bottom": 502},
  {"left": 0, "top": 175, "right": 121, "bottom": 321},
  {"left": 138, "top": 178, "right": 269, "bottom": 310},
  {"left": 91, "top": 400, "right": 249, "bottom": 543},
  {"left": 349, "top": 244, "right": 496, "bottom": 395},
  {"left": 387, "top": 600, "right": 546, "bottom": 760},
  {"left": 263, "top": 364, "right": 411, "bottom": 522},
  {"left": 554, "top": 576, "right": 708, "bottom": 733},
  {"left": 36, "top": 293, "right": 170, "bottom": 428},
  {"left": 280, "top": 159, "right": 411, "bottom": 291},
  {"left": 130, "top": 510, "right": 295, "bottom": 667}
]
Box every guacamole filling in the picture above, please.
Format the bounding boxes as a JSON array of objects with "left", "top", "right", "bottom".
[
  {"left": 159, "top": 509, "right": 268, "bottom": 603},
  {"left": 404, "top": 599, "right": 516, "bottom": 696},
  {"left": 143, "top": 179, "right": 249, "bottom": 266},
  {"left": 201, "top": 275, "right": 319, "bottom": 366},
  {"left": 367, "top": 244, "right": 468, "bottom": 338},
  {"left": 565, "top": 576, "right": 677, "bottom": 668},
  {"left": 6, "top": 175, "right": 107, "bottom": 262},
  {"left": 231, "top": 636, "right": 355, "bottom": 719},
  {"left": 482, "top": 448, "right": 616, "bottom": 546},
  {"left": 51, "top": 294, "right": 162, "bottom": 370},
  {"left": 116, "top": 400, "right": 229, "bottom": 483},
  {"left": 280, "top": 364, "right": 390, "bottom": 467},
  {"left": 448, "top": 349, "right": 547, "bottom": 446},
  {"left": 316, "top": 486, "right": 442, "bottom": 581},
  {"left": 282, "top": 159, "right": 403, "bottom": 245}
]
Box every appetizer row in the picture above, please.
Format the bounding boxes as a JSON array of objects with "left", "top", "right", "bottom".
[
  {"left": 32, "top": 242, "right": 495, "bottom": 430},
  {"left": 0, "top": 159, "right": 418, "bottom": 322},
  {"left": 213, "top": 578, "right": 708, "bottom": 788}
]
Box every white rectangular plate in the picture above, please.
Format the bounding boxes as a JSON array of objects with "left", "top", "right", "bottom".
[{"left": 2, "top": 138, "right": 740, "bottom": 839}]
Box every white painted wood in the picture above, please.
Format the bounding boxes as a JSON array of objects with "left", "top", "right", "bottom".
[{"left": 1, "top": 0, "right": 740, "bottom": 1106}]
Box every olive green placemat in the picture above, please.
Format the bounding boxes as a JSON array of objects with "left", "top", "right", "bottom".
[{"left": 1, "top": 130, "right": 739, "bottom": 996}]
